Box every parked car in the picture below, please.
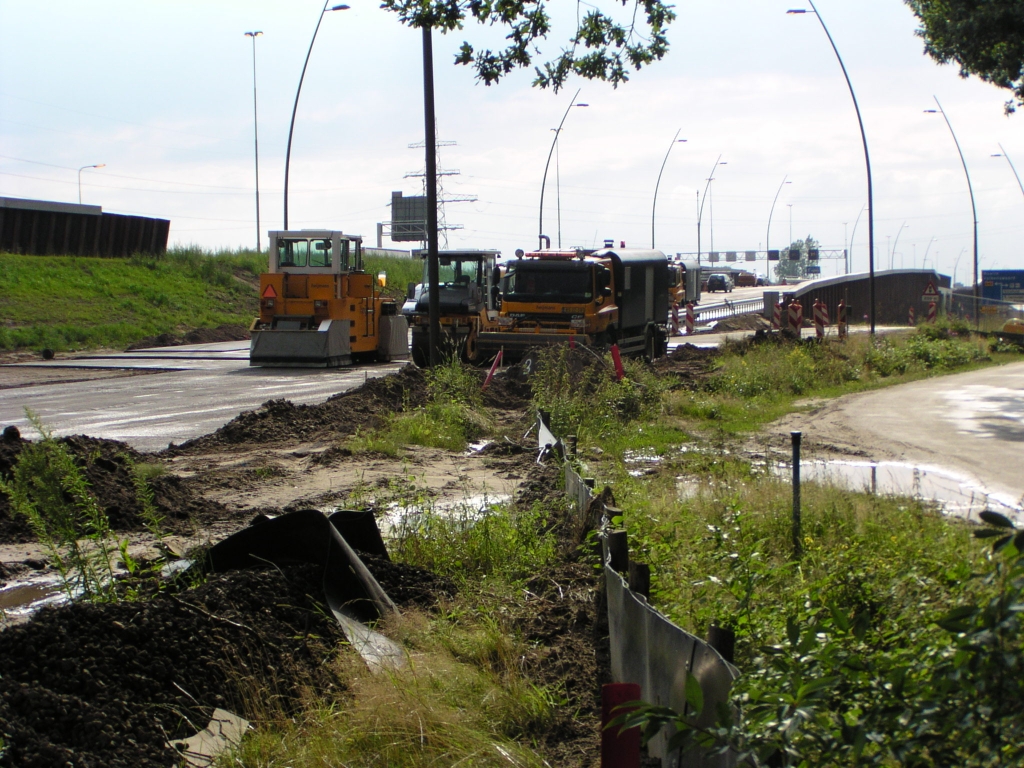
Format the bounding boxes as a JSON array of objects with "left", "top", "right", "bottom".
[
  {"left": 755, "top": 275, "right": 770, "bottom": 286},
  {"left": 706, "top": 273, "right": 734, "bottom": 293}
]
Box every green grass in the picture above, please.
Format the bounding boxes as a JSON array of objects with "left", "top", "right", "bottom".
[
  {"left": 0, "top": 248, "right": 425, "bottom": 352},
  {"left": 0, "top": 247, "right": 264, "bottom": 351},
  {"left": 364, "top": 253, "right": 422, "bottom": 301}
]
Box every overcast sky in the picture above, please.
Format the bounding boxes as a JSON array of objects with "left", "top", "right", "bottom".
[{"left": 1, "top": 0, "right": 1021, "bottom": 282}]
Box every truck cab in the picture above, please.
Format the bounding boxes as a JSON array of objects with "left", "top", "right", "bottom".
[{"left": 477, "top": 248, "right": 670, "bottom": 360}]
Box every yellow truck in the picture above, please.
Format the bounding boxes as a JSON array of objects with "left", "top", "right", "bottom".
[
  {"left": 249, "top": 230, "right": 409, "bottom": 367},
  {"left": 476, "top": 247, "right": 670, "bottom": 361}
]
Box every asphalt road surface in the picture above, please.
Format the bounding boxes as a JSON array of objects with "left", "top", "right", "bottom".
[
  {"left": 775, "top": 361, "right": 1024, "bottom": 512},
  {"left": 0, "top": 342, "right": 404, "bottom": 452}
]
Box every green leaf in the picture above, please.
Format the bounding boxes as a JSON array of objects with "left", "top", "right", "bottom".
[
  {"left": 974, "top": 528, "right": 1009, "bottom": 539},
  {"left": 796, "top": 676, "right": 841, "bottom": 702},
  {"left": 1015, "top": 531, "right": 1024, "bottom": 552},
  {"left": 685, "top": 673, "right": 704, "bottom": 716},
  {"left": 979, "top": 510, "right": 1015, "bottom": 529},
  {"left": 993, "top": 534, "right": 1014, "bottom": 553},
  {"left": 937, "top": 605, "right": 978, "bottom": 633},
  {"left": 786, "top": 616, "right": 800, "bottom": 646}
]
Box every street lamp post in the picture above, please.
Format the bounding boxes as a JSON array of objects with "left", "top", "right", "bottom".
[
  {"left": 992, "top": 144, "right": 1024, "bottom": 201},
  {"left": 766, "top": 175, "right": 791, "bottom": 258},
  {"left": 890, "top": 221, "right": 907, "bottom": 269},
  {"left": 787, "top": 203, "right": 794, "bottom": 246},
  {"left": 651, "top": 130, "right": 687, "bottom": 248},
  {"left": 925, "top": 97, "right": 978, "bottom": 325},
  {"left": 848, "top": 203, "right": 865, "bottom": 273},
  {"left": 697, "top": 155, "right": 725, "bottom": 265},
  {"left": 539, "top": 90, "right": 587, "bottom": 248},
  {"left": 77, "top": 164, "right": 106, "bottom": 204},
  {"left": 789, "top": 3, "right": 876, "bottom": 334},
  {"left": 245, "top": 30, "right": 263, "bottom": 252},
  {"left": 283, "top": 2, "right": 349, "bottom": 230}
]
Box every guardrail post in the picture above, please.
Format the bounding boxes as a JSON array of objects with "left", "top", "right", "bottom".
[
  {"left": 606, "top": 528, "right": 629, "bottom": 573},
  {"left": 628, "top": 561, "right": 650, "bottom": 599}
]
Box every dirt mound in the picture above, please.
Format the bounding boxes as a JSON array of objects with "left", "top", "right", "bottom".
[
  {"left": 359, "top": 552, "right": 457, "bottom": 608},
  {"left": 0, "top": 564, "right": 347, "bottom": 768},
  {"left": 0, "top": 435, "right": 228, "bottom": 544},
  {"left": 712, "top": 313, "right": 772, "bottom": 332},
  {"left": 654, "top": 343, "right": 719, "bottom": 388},
  {"left": 169, "top": 364, "right": 429, "bottom": 452},
  {"left": 125, "top": 324, "right": 250, "bottom": 351}
]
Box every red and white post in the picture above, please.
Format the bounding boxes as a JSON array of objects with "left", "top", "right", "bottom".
[
  {"left": 772, "top": 302, "right": 782, "bottom": 332},
  {"left": 908, "top": 305, "right": 916, "bottom": 326},
  {"left": 670, "top": 302, "right": 680, "bottom": 335},
  {"left": 788, "top": 300, "right": 803, "bottom": 338},
  {"left": 837, "top": 300, "right": 848, "bottom": 340},
  {"left": 813, "top": 299, "right": 829, "bottom": 339},
  {"left": 927, "top": 301, "right": 937, "bottom": 323},
  {"left": 685, "top": 303, "right": 695, "bottom": 335}
]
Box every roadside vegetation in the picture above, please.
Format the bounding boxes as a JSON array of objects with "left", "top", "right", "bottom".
[{"left": 0, "top": 247, "right": 419, "bottom": 353}]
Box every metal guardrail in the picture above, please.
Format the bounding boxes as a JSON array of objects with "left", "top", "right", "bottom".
[
  {"left": 694, "top": 297, "right": 764, "bottom": 323},
  {"left": 561, "top": 442, "right": 738, "bottom": 768}
]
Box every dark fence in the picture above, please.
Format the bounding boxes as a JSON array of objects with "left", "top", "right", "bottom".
[{"left": 0, "top": 197, "right": 169, "bottom": 257}]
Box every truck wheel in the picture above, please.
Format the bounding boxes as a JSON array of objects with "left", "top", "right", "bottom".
[{"left": 412, "top": 343, "right": 429, "bottom": 367}]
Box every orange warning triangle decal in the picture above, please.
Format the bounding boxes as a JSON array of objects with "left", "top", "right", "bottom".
[{"left": 262, "top": 284, "right": 278, "bottom": 298}]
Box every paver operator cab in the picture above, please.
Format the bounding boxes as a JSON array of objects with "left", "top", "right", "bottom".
[
  {"left": 476, "top": 247, "right": 671, "bottom": 361},
  {"left": 403, "top": 249, "right": 501, "bottom": 366},
  {"left": 249, "top": 230, "right": 409, "bottom": 367}
]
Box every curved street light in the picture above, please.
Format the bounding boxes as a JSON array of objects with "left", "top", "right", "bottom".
[
  {"left": 766, "top": 175, "right": 791, "bottom": 257},
  {"left": 77, "top": 164, "right": 106, "bottom": 204},
  {"left": 890, "top": 221, "right": 908, "bottom": 269},
  {"left": 283, "top": 2, "right": 349, "bottom": 229},
  {"left": 651, "top": 130, "right": 687, "bottom": 248},
  {"left": 788, "top": 3, "right": 876, "bottom": 334},
  {"left": 245, "top": 31, "right": 263, "bottom": 251},
  {"left": 539, "top": 90, "right": 587, "bottom": 248},
  {"left": 992, "top": 144, "right": 1024, "bottom": 202},
  {"left": 697, "top": 155, "right": 725, "bottom": 265},
  {"left": 925, "top": 97, "right": 978, "bottom": 324},
  {"left": 848, "top": 203, "right": 866, "bottom": 273}
]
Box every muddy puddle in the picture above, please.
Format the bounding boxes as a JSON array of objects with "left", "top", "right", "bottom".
[
  {"left": 0, "top": 572, "right": 66, "bottom": 622},
  {"left": 772, "top": 459, "right": 1023, "bottom": 522},
  {"left": 379, "top": 492, "right": 513, "bottom": 535}
]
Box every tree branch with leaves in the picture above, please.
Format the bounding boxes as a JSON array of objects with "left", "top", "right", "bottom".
[
  {"left": 905, "top": 0, "right": 1024, "bottom": 114},
  {"left": 379, "top": 0, "right": 676, "bottom": 90}
]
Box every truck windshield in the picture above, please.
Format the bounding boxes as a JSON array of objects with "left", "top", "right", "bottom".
[
  {"left": 421, "top": 258, "right": 482, "bottom": 288},
  {"left": 506, "top": 262, "right": 593, "bottom": 303}
]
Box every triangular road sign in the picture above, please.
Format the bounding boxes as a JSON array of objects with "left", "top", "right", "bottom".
[
  {"left": 922, "top": 280, "right": 939, "bottom": 298},
  {"left": 261, "top": 284, "right": 277, "bottom": 299}
]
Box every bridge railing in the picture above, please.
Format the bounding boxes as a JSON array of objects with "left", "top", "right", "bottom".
[{"left": 693, "top": 297, "right": 764, "bottom": 323}]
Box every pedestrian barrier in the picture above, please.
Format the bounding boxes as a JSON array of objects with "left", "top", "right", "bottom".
[
  {"left": 558, "top": 421, "right": 738, "bottom": 768},
  {"left": 788, "top": 299, "right": 803, "bottom": 337},
  {"left": 692, "top": 297, "right": 763, "bottom": 324}
]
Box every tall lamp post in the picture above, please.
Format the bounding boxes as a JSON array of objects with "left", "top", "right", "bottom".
[
  {"left": 283, "top": 2, "right": 349, "bottom": 229},
  {"left": 890, "top": 221, "right": 908, "bottom": 269},
  {"left": 992, "top": 144, "right": 1024, "bottom": 201},
  {"left": 245, "top": 30, "right": 263, "bottom": 251},
  {"left": 539, "top": 90, "right": 587, "bottom": 248},
  {"left": 77, "top": 164, "right": 105, "bottom": 204},
  {"left": 651, "top": 130, "right": 687, "bottom": 248},
  {"left": 925, "top": 97, "right": 978, "bottom": 324},
  {"left": 697, "top": 155, "right": 725, "bottom": 265},
  {"left": 789, "top": 3, "right": 875, "bottom": 334},
  {"left": 766, "top": 175, "right": 791, "bottom": 258}
]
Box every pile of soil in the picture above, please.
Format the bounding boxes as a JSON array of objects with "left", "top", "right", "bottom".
[
  {"left": 170, "top": 364, "right": 429, "bottom": 452},
  {"left": 125, "top": 324, "right": 250, "bottom": 351},
  {"left": 712, "top": 313, "right": 772, "bottom": 332},
  {"left": 0, "top": 564, "right": 347, "bottom": 768},
  {"left": 0, "top": 434, "right": 228, "bottom": 544},
  {"left": 654, "top": 343, "right": 719, "bottom": 388}
]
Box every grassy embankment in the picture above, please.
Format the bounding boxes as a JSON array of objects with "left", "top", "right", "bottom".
[{"left": 0, "top": 248, "right": 421, "bottom": 353}]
